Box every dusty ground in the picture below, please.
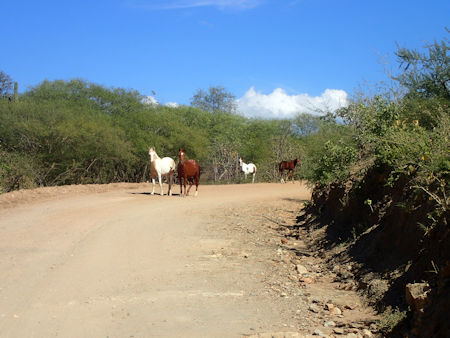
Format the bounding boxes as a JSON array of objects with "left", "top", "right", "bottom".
[{"left": 0, "top": 182, "right": 378, "bottom": 337}]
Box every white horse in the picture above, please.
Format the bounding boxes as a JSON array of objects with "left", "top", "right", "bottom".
[
  {"left": 148, "top": 147, "right": 176, "bottom": 196},
  {"left": 239, "top": 157, "right": 257, "bottom": 183}
]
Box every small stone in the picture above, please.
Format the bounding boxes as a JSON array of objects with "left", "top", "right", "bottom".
[
  {"left": 331, "top": 307, "right": 342, "bottom": 315},
  {"left": 369, "top": 323, "right": 378, "bottom": 332},
  {"left": 333, "top": 327, "right": 345, "bottom": 335},
  {"left": 281, "top": 237, "right": 288, "bottom": 244},
  {"left": 405, "top": 282, "right": 431, "bottom": 313},
  {"left": 324, "top": 320, "right": 336, "bottom": 327},
  {"left": 300, "top": 277, "right": 313, "bottom": 284},
  {"left": 344, "top": 284, "right": 354, "bottom": 291},
  {"left": 362, "top": 329, "right": 373, "bottom": 337},
  {"left": 325, "top": 303, "right": 335, "bottom": 311},
  {"left": 280, "top": 292, "right": 288, "bottom": 297},
  {"left": 308, "top": 303, "right": 321, "bottom": 313},
  {"left": 296, "top": 264, "right": 309, "bottom": 275},
  {"left": 313, "top": 328, "right": 326, "bottom": 337},
  {"left": 332, "top": 265, "right": 341, "bottom": 273}
]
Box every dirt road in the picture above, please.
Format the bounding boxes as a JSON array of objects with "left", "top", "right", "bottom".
[{"left": 0, "top": 183, "right": 377, "bottom": 337}]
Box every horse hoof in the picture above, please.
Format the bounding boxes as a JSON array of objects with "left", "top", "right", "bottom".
[
  {"left": 194, "top": 191, "right": 198, "bottom": 197},
  {"left": 151, "top": 192, "right": 155, "bottom": 195}
]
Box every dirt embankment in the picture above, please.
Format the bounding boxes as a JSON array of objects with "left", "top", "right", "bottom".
[{"left": 303, "top": 166, "right": 450, "bottom": 337}]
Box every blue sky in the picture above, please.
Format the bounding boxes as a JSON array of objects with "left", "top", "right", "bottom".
[{"left": 2, "top": 0, "right": 449, "bottom": 118}]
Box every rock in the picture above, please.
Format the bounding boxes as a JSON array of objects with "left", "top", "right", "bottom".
[
  {"left": 313, "top": 328, "right": 327, "bottom": 337},
  {"left": 300, "top": 277, "right": 313, "bottom": 284},
  {"left": 369, "top": 323, "right": 378, "bottom": 332},
  {"left": 344, "top": 283, "right": 355, "bottom": 291},
  {"left": 333, "top": 327, "right": 345, "bottom": 335},
  {"left": 330, "top": 307, "right": 342, "bottom": 315},
  {"left": 308, "top": 303, "right": 321, "bottom": 313},
  {"left": 296, "top": 265, "right": 309, "bottom": 275},
  {"left": 325, "top": 303, "right": 335, "bottom": 311},
  {"left": 405, "top": 282, "right": 431, "bottom": 313},
  {"left": 361, "top": 329, "right": 373, "bottom": 337},
  {"left": 323, "top": 321, "right": 336, "bottom": 327},
  {"left": 340, "top": 271, "right": 352, "bottom": 279},
  {"left": 281, "top": 237, "right": 288, "bottom": 244}
]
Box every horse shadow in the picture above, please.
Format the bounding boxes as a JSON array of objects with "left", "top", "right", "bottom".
[
  {"left": 282, "top": 197, "right": 309, "bottom": 203},
  {"left": 128, "top": 192, "right": 182, "bottom": 197}
]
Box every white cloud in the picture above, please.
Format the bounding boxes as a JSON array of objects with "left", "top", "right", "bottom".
[
  {"left": 165, "top": 102, "right": 179, "bottom": 107},
  {"left": 236, "top": 87, "right": 349, "bottom": 119},
  {"left": 142, "top": 95, "right": 158, "bottom": 105},
  {"left": 130, "top": 0, "right": 262, "bottom": 10}
]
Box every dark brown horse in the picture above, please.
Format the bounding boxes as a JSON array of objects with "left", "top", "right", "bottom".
[
  {"left": 279, "top": 158, "right": 300, "bottom": 183},
  {"left": 177, "top": 149, "right": 200, "bottom": 196}
]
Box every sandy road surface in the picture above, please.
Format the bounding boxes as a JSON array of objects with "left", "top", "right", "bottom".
[{"left": 0, "top": 183, "right": 311, "bottom": 337}]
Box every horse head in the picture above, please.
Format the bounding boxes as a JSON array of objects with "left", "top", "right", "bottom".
[
  {"left": 149, "top": 147, "right": 157, "bottom": 162},
  {"left": 178, "top": 148, "right": 186, "bottom": 163}
]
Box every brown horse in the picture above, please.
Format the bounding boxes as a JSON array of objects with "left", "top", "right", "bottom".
[
  {"left": 177, "top": 149, "right": 200, "bottom": 196},
  {"left": 279, "top": 158, "right": 300, "bottom": 183}
]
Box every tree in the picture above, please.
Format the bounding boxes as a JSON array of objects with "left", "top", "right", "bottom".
[
  {"left": 292, "top": 113, "right": 321, "bottom": 136},
  {"left": 190, "top": 86, "right": 237, "bottom": 113},
  {"left": 395, "top": 32, "right": 449, "bottom": 99},
  {"left": 0, "top": 71, "right": 13, "bottom": 97}
]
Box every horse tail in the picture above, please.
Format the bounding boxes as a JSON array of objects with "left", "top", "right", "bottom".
[{"left": 279, "top": 161, "right": 283, "bottom": 172}]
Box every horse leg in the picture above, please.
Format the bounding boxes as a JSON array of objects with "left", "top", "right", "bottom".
[
  {"left": 168, "top": 171, "right": 173, "bottom": 196},
  {"left": 280, "top": 169, "right": 285, "bottom": 183},
  {"left": 183, "top": 175, "right": 187, "bottom": 197},
  {"left": 194, "top": 172, "right": 199, "bottom": 197},
  {"left": 291, "top": 169, "right": 295, "bottom": 183},
  {"left": 179, "top": 174, "right": 183, "bottom": 196},
  {"left": 158, "top": 173, "right": 163, "bottom": 196},
  {"left": 187, "top": 177, "right": 193, "bottom": 196},
  {"left": 252, "top": 172, "right": 255, "bottom": 183},
  {"left": 151, "top": 177, "right": 156, "bottom": 195}
]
